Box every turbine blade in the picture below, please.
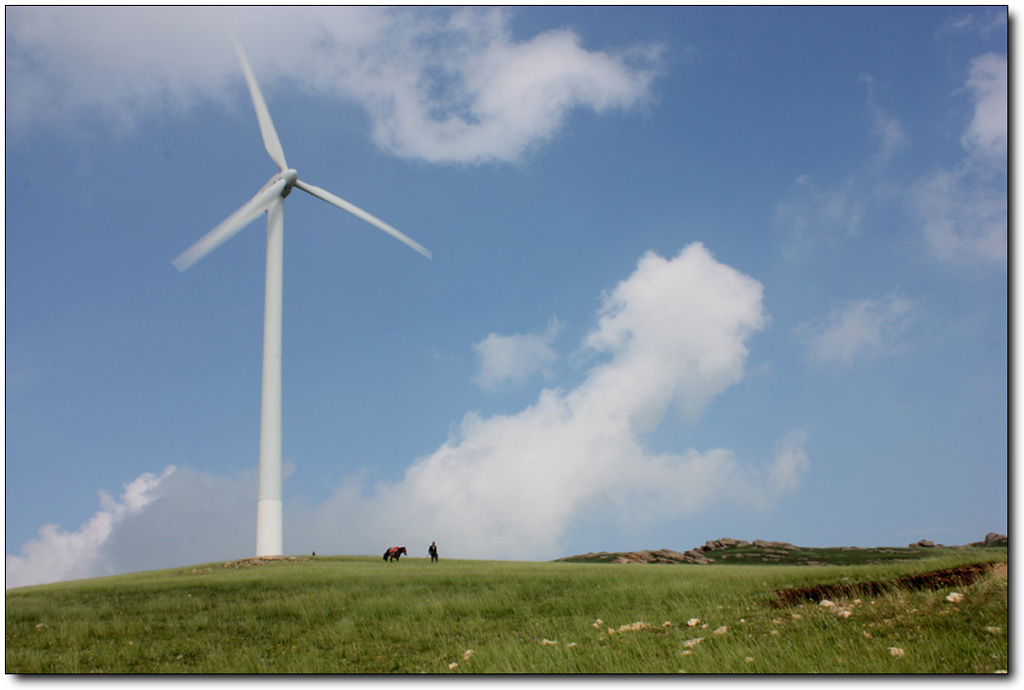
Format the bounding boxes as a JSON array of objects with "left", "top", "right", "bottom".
[
  {"left": 294, "top": 179, "right": 433, "bottom": 261},
  {"left": 173, "top": 179, "right": 287, "bottom": 272},
  {"left": 231, "top": 34, "right": 288, "bottom": 172}
]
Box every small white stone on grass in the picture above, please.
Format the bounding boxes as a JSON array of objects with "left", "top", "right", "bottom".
[
  {"left": 946, "top": 592, "right": 964, "bottom": 603},
  {"left": 889, "top": 647, "right": 905, "bottom": 657},
  {"left": 617, "top": 622, "right": 653, "bottom": 633}
]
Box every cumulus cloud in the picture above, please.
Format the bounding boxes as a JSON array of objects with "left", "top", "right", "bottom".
[
  {"left": 96, "top": 465, "right": 260, "bottom": 572},
  {"left": 797, "top": 293, "right": 917, "bottom": 368},
  {"left": 5, "top": 6, "right": 660, "bottom": 164},
  {"left": 473, "top": 317, "right": 562, "bottom": 391},
  {"left": 6, "top": 467, "right": 176, "bottom": 588},
  {"left": 336, "top": 10, "right": 661, "bottom": 163},
  {"left": 295, "top": 244, "right": 798, "bottom": 559},
  {"left": 7, "top": 244, "right": 809, "bottom": 586},
  {"left": 581, "top": 247, "right": 768, "bottom": 427},
  {"left": 910, "top": 53, "right": 1006, "bottom": 265}
]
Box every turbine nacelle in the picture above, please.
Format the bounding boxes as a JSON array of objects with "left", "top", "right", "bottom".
[{"left": 267, "top": 168, "right": 298, "bottom": 198}]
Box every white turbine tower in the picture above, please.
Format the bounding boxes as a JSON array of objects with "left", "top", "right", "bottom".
[{"left": 173, "top": 36, "right": 432, "bottom": 557}]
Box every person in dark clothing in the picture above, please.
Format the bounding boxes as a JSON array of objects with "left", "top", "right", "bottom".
[{"left": 428, "top": 541, "right": 439, "bottom": 563}]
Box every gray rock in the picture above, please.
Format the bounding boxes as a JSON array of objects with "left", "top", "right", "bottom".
[
  {"left": 701, "top": 537, "right": 750, "bottom": 552},
  {"left": 684, "top": 549, "right": 712, "bottom": 564},
  {"left": 752, "top": 539, "right": 800, "bottom": 551}
]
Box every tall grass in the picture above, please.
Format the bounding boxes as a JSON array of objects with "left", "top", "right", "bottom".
[{"left": 6, "top": 549, "right": 1006, "bottom": 674}]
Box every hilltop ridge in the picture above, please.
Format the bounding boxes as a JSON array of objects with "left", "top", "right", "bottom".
[{"left": 554, "top": 533, "right": 1008, "bottom": 566}]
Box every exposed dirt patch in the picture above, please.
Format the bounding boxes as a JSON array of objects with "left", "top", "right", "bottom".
[
  {"left": 769, "top": 564, "right": 995, "bottom": 608},
  {"left": 222, "top": 556, "right": 309, "bottom": 569},
  {"left": 188, "top": 555, "right": 309, "bottom": 575}
]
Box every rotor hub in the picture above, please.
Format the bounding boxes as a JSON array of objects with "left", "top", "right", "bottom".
[{"left": 279, "top": 169, "right": 299, "bottom": 198}]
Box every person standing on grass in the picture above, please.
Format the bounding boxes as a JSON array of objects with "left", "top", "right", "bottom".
[{"left": 428, "top": 541, "right": 439, "bottom": 563}]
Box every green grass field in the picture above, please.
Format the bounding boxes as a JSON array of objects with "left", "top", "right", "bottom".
[{"left": 6, "top": 548, "right": 1007, "bottom": 674}]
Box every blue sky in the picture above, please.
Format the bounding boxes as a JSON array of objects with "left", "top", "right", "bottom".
[{"left": 6, "top": 7, "right": 1008, "bottom": 588}]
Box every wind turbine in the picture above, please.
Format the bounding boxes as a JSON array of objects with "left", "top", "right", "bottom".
[{"left": 173, "top": 36, "right": 432, "bottom": 557}]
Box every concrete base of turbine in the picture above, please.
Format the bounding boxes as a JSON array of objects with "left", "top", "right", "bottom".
[{"left": 255, "top": 498, "right": 283, "bottom": 557}]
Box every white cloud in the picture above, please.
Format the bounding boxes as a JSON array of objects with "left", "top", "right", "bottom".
[
  {"left": 473, "top": 317, "right": 562, "bottom": 391},
  {"left": 5, "top": 6, "right": 660, "bottom": 164},
  {"left": 768, "top": 431, "right": 812, "bottom": 496},
  {"left": 6, "top": 466, "right": 176, "bottom": 588},
  {"left": 912, "top": 168, "right": 1006, "bottom": 264},
  {"left": 860, "top": 74, "right": 907, "bottom": 165},
  {"left": 961, "top": 53, "right": 1008, "bottom": 168},
  {"left": 935, "top": 10, "right": 1007, "bottom": 39},
  {"left": 773, "top": 73, "right": 905, "bottom": 258},
  {"left": 97, "top": 465, "right": 260, "bottom": 573},
  {"left": 581, "top": 246, "right": 768, "bottom": 427},
  {"left": 339, "top": 10, "right": 661, "bottom": 163},
  {"left": 296, "top": 244, "right": 798, "bottom": 559},
  {"left": 797, "top": 293, "right": 916, "bottom": 368},
  {"left": 911, "top": 53, "right": 1006, "bottom": 265},
  {"left": 773, "top": 175, "right": 865, "bottom": 259},
  {"left": 773, "top": 56, "right": 1005, "bottom": 268},
  {"left": 7, "top": 244, "right": 809, "bottom": 585}
]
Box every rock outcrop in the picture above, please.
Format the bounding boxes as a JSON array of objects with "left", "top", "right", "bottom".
[
  {"left": 970, "top": 532, "right": 1008, "bottom": 547},
  {"left": 555, "top": 533, "right": 1006, "bottom": 565},
  {"left": 751, "top": 539, "right": 801, "bottom": 551},
  {"left": 612, "top": 549, "right": 694, "bottom": 565},
  {"left": 911, "top": 533, "right": 1008, "bottom": 548},
  {"left": 701, "top": 538, "right": 750, "bottom": 551},
  {"left": 555, "top": 538, "right": 800, "bottom": 565}
]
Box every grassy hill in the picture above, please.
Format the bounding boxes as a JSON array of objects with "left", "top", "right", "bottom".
[{"left": 6, "top": 547, "right": 1007, "bottom": 674}]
